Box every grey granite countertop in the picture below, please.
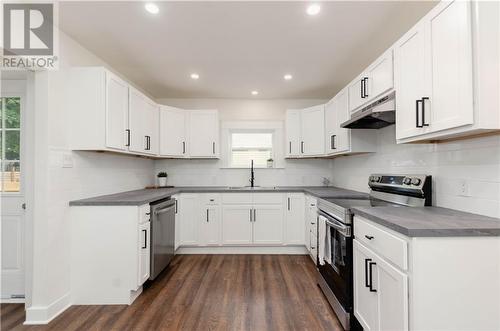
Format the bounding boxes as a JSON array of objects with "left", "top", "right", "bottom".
[
  {"left": 69, "top": 186, "right": 369, "bottom": 206},
  {"left": 352, "top": 206, "right": 500, "bottom": 237}
]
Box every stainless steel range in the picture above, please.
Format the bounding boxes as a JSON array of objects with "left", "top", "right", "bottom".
[{"left": 316, "top": 174, "right": 432, "bottom": 330}]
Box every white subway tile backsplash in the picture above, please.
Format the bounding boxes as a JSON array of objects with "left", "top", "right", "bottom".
[{"left": 331, "top": 126, "right": 500, "bottom": 218}]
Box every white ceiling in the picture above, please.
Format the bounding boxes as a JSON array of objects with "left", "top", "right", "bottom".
[{"left": 59, "top": 1, "right": 437, "bottom": 99}]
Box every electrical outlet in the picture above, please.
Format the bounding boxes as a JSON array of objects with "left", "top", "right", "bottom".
[{"left": 458, "top": 179, "right": 470, "bottom": 197}]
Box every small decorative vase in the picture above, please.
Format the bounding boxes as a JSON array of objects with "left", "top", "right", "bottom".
[{"left": 158, "top": 177, "right": 167, "bottom": 187}]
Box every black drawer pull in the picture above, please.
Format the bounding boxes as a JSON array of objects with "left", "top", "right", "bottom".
[{"left": 365, "top": 235, "right": 374, "bottom": 240}]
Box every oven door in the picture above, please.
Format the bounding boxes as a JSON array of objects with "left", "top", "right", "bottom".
[{"left": 317, "top": 210, "right": 353, "bottom": 314}]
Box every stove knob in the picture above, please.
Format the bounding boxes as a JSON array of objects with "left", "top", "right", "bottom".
[
  {"left": 403, "top": 177, "right": 412, "bottom": 185},
  {"left": 411, "top": 178, "right": 421, "bottom": 186}
]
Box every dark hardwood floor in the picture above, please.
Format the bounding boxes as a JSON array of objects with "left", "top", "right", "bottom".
[{"left": 1, "top": 255, "right": 342, "bottom": 331}]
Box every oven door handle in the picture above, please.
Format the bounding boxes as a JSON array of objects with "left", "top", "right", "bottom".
[{"left": 317, "top": 210, "right": 350, "bottom": 236}]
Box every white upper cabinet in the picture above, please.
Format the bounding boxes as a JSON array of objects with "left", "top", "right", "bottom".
[
  {"left": 129, "top": 88, "right": 159, "bottom": 155},
  {"left": 300, "top": 105, "right": 325, "bottom": 156},
  {"left": 188, "top": 110, "right": 219, "bottom": 158},
  {"left": 286, "top": 105, "right": 325, "bottom": 157},
  {"left": 395, "top": 0, "right": 499, "bottom": 142},
  {"left": 285, "top": 109, "right": 301, "bottom": 157},
  {"left": 348, "top": 49, "right": 394, "bottom": 113},
  {"left": 159, "top": 106, "right": 187, "bottom": 157},
  {"left": 105, "top": 72, "right": 129, "bottom": 151}
]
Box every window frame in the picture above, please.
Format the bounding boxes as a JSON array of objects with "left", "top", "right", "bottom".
[
  {"left": 0, "top": 95, "right": 23, "bottom": 195},
  {"left": 228, "top": 129, "right": 275, "bottom": 169}
]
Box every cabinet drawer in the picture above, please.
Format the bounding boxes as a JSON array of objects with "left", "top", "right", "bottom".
[
  {"left": 222, "top": 193, "right": 253, "bottom": 204},
  {"left": 253, "top": 193, "right": 283, "bottom": 205},
  {"left": 200, "top": 194, "right": 220, "bottom": 205},
  {"left": 139, "top": 204, "right": 150, "bottom": 224},
  {"left": 354, "top": 216, "right": 408, "bottom": 270}
]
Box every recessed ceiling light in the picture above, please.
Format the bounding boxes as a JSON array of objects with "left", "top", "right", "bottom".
[
  {"left": 190, "top": 73, "right": 200, "bottom": 80},
  {"left": 284, "top": 74, "right": 293, "bottom": 80},
  {"left": 251, "top": 90, "right": 259, "bottom": 96},
  {"left": 306, "top": 4, "right": 321, "bottom": 16},
  {"left": 145, "top": 3, "right": 159, "bottom": 14}
]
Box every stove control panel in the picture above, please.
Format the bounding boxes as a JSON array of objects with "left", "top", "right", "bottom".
[{"left": 369, "top": 174, "right": 429, "bottom": 189}]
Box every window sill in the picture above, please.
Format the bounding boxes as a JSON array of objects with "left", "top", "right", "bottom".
[{"left": 219, "top": 167, "right": 285, "bottom": 169}]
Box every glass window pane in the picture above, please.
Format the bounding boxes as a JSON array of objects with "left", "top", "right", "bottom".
[
  {"left": 0, "top": 131, "right": 2, "bottom": 159},
  {"left": 0, "top": 98, "right": 3, "bottom": 128},
  {"left": 5, "top": 131, "right": 20, "bottom": 160},
  {"left": 232, "top": 133, "right": 272, "bottom": 149},
  {"left": 2, "top": 161, "right": 20, "bottom": 192},
  {"left": 5, "top": 97, "right": 20, "bottom": 129},
  {"left": 231, "top": 150, "right": 272, "bottom": 168}
]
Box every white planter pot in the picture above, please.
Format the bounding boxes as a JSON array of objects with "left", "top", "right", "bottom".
[{"left": 158, "top": 177, "right": 167, "bottom": 187}]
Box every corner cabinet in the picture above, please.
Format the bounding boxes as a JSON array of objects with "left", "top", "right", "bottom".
[
  {"left": 395, "top": 0, "right": 500, "bottom": 142},
  {"left": 129, "top": 88, "right": 159, "bottom": 155},
  {"left": 286, "top": 105, "right": 325, "bottom": 158}
]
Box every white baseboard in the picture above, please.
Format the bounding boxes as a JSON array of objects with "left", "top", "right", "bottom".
[
  {"left": 176, "top": 245, "right": 308, "bottom": 255},
  {"left": 24, "top": 292, "right": 71, "bottom": 325},
  {"left": 0, "top": 298, "right": 25, "bottom": 304}
]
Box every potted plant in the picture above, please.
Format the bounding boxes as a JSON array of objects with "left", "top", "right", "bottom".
[
  {"left": 267, "top": 158, "right": 274, "bottom": 168},
  {"left": 157, "top": 171, "right": 168, "bottom": 187}
]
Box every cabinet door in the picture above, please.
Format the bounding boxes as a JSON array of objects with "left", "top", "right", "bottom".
[
  {"left": 366, "top": 50, "right": 394, "bottom": 100},
  {"left": 128, "top": 89, "right": 149, "bottom": 154},
  {"left": 395, "top": 23, "right": 429, "bottom": 140},
  {"left": 353, "top": 240, "right": 379, "bottom": 331},
  {"left": 105, "top": 72, "right": 129, "bottom": 151},
  {"left": 222, "top": 205, "right": 253, "bottom": 245},
  {"left": 348, "top": 75, "right": 366, "bottom": 112},
  {"left": 200, "top": 205, "right": 221, "bottom": 246},
  {"left": 173, "top": 196, "right": 180, "bottom": 251},
  {"left": 179, "top": 194, "right": 199, "bottom": 246},
  {"left": 427, "top": 0, "right": 473, "bottom": 132},
  {"left": 375, "top": 253, "right": 409, "bottom": 331},
  {"left": 138, "top": 222, "right": 150, "bottom": 286},
  {"left": 286, "top": 110, "right": 301, "bottom": 157},
  {"left": 284, "top": 194, "right": 305, "bottom": 245},
  {"left": 333, "top": 88, "right": 350, "bottom": 153},
  {"left": 142, "top": 99, "right": 159, "bottom": 155},
  {"left": 159, "top": 106, "right": 187, "bottom": 157},
  {"left": 188, "top": 110, "right": 219, "bottom": 158},
  {"left": 253, "top": 205, "right": 284, "bottom": 245},
  {"left": 300, "top": 105, "right": 325, "bottom": 156},
  {"left": 324, "top": 99, "right": 337, "bottom": 155}
]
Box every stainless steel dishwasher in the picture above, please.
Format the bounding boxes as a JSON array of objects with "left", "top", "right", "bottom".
[{"left": 149, "top": 198, "right": 176, "bottom": 280}]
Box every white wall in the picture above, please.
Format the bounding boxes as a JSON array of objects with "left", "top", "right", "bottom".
[
  {"left": 331, "top": 126, "right": 500, "bottom": 218},
  {"left": 155, "top": 98, "right": 333, "bottom": 187},
  {"left": 27, "top": 31, "right": 154, "bottom": 323}
]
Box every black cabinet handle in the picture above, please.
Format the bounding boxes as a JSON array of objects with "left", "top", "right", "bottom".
[
  {"left": 212, "top": 142, "right": 215, "bottom": 154},
  {"left": 416, "top": 99, "right": 423, "bottom": 128},
  {"left": 142, "top": 229, "right": 147, "bottom": 249},
  {"left": 422, "top": 97, "right": 429, "bottom": 127},
  {"left": 175, "top": 200, "right": 178, "bottom": 214},
  {"left": 363, "top": 77, "right": 369, "bottom": 98},
  {"left": 125, "top": 129, "right": 130, "bottom": 147},
  {"left": 182, "top": 141, "right": 186, "bottom": 154},
  {"left": 287, "top": 197, "right": 291, "bottom": 211},
  {"left": 253, "top": 209, "right": 256, "bottom": 222},
  {"left": 289, "top": 141, "right": 292, "bottom": 154},
  {"left": 206, "top": 209, "right": 209, "bottom": 222},
  {"left": 365, "top": 235, "right": 374, "bottom": 240},
  {"left": 145, "top": 136, "right": 151, "bottom": 150},
  {"left": 331, "top": 135, "right": 336, "bottom": 150},
  {"left": 360, "top": 79, "right": 364, "bottom": 99},
  {"left": 365, "top": 258, "right": 371, "bottom": 288},
  {"left": 301, "top": 141, "right": 304, "bottom": 154},
  {"left": 369, "top": 261, "right": 377, "bottom": 292},
  {"left": 249, "top": 209, "right": 252, "bottom": 222}
]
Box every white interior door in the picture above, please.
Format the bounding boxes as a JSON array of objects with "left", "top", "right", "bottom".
[{"left": 1, "top": 82, "right": 26, "bottom": 301}]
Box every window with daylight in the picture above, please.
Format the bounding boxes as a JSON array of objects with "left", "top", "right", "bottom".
[
  {"left": 230, "top": 132, "right": 273, "bottom": 168},
  {"left": 0, "top": 97, "right": 21, "bottom": 192}
]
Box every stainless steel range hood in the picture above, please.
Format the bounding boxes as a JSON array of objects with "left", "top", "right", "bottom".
[{"left": 341, "top": 92, "right": 395, "bottom": 129}]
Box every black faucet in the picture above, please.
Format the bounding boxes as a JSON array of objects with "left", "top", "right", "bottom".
[{"left": 249, "top": 160, "right": 255, "bottom": 187}]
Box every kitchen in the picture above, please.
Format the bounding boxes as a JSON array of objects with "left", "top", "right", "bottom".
[{"left": 1, "top": 1, "right": 500, "bottom": 330}]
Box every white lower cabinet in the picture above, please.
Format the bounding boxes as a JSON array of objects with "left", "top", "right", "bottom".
[
  {"left": 252, "top": 204, "right": 284, "bottom": 244},
  {"left": 284, "top": 193, "right": 305, "bottom": 245},
  {"left": 178, "top": 194, "right": 199, "bottom": 246},
  {"left": 199, "top": 203, "right": 221, "bottom": 246},
  {"left": 305, "top": 195, "right": 318, "bottom": 264},
  {"left": 222, "top": 205, "right": 253, "bottom": 245},
  {"left": 137, "top": 221, "right": 151, "bottom": 286},
  {"left": 353, "top": 239, "right": 408, "bottom": 331}
]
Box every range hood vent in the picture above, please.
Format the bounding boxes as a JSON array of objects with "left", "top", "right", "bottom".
[{"left": 341, "top": 92, "right": 395, "bottom": 129}]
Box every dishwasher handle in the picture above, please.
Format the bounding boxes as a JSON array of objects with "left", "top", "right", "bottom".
[{"left": 153, "top": 200, "right": 176, "bottom": 216}]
